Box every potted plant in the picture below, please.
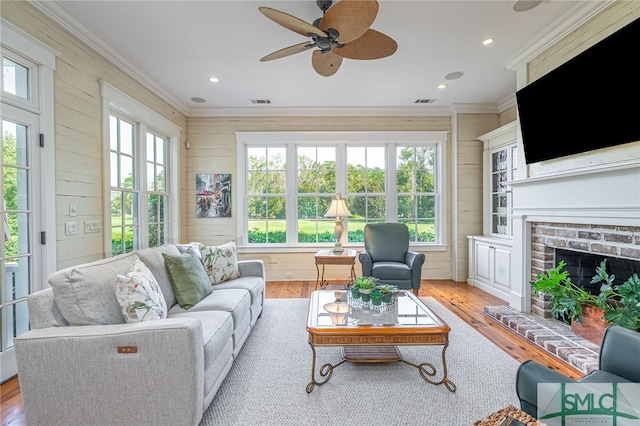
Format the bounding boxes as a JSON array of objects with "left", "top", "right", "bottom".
[
  {"left": 531, "top": 260, "right": 597, "bottom": 325},
  {"left": 354, "top": 277, "right": 377, "bottom": 294},
  {"left": 376, "top": 284, "right": 397, "bottom": 303},
  {"left": 592, "top": 260, "right": 640, "bottom": 332},
  {"left": 533, "top": 259, "right": 640, "bottom": 344}
]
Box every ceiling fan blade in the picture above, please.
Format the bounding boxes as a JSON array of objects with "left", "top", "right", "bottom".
[
  {"left": 260, "top": 42, "right": 315, "bottom": 62},
  {"left": 334, "top": 29, "right": 397, "bottom": 60},
  {"left": 259, "top": 7, "right": 328, "bottom": 38},
  {"left": 319, "top": 0, "right": 379, "bottom": 44},
  {"left": 312, "top": 50, "right": 343, "bottom": 77}
]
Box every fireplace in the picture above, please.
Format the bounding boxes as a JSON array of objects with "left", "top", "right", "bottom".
[
  {"left": 529, "top": 222, "right": 640, "bottom": 318},
  {"left": 507, "top": 163, "right": 640, "bottom": 316}
]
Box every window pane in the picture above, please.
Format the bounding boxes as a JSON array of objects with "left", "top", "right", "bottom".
[
  {"left": 147, "top": 162, "right": 156, "bottom": 191},
  {"left": 248, "top": 171, "right": 266, "bottom": 194},
  {"left": 121, "top": 156, "right": 134, "bottom": 188},
  {"left": 159, "top": 195, "right": 167, "bottom": 221},
  {"left": 248, "top": 147, "right": 266, "bottom": 171},
  {"left": 267, "top": 171, "right": 286, "bottom": 193},
  {"left": 297, "top": 170, "right": 316, "bottom": 193},
  {"left": 120, "top": 120, "right": 134, "bottom": 155},
  {"left": 2, "top": 57, "right": 29, "bottom": 99},
  {"left": 110, "top": 116, "right": 118, "bottom": 150},
  {"left": 317, "top": 171, "right": 336, "bottom": 193},
  {"left": 268, "top": 147, "right": 286, "bottom": 169},
  {"left": 146, "top": 133, "right": 155, "bottom": 160},
  {"left": 148, "top": 194, "right": 158, "bottom": 221}
]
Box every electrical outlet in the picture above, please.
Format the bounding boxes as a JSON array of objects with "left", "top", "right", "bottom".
[
  {"left": 65, "top": 222, "right": 77, "bottom": 235},
  {"left": 285, "top": 272, "right": 294, "bottom": 278}
]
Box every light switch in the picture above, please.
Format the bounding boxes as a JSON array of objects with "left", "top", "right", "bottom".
[
  {"left": 69, "top": 204, "right": 77, "bottom": 217},
  {"left": 65, "top": 222, "right": 77, "bottom": 235}
]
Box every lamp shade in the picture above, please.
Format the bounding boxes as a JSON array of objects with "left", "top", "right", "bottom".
[{"left": 324, "top": 197, "right": 351, "bottom": 218}]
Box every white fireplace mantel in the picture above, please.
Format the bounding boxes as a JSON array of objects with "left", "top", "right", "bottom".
[{"left": 506, "top": 162, "right": 640, "bottom": 311}]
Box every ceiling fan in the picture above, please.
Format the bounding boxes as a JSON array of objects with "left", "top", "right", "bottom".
[{"left": 259, "top": 0, "right": 397, "bottom": 77}]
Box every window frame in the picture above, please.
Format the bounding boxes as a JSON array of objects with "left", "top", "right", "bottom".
[
  {"left": 101, "top": 81, "right": 180, "bottom": 256},
  {"left": 236, "top": 131, "right": 448, "bottom": 252}
]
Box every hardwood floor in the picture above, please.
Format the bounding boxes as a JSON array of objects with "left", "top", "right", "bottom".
[{"left": 0, "top": 280, "right": 583, "bottom": 425}]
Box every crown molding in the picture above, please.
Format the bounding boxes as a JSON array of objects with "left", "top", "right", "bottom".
[
  {"left": 503, "top": 0, "right": 614, "bottom": 71},
  {"left": 29, "top": 0, "right": 190, "bottom": 116},
  {"left": 188, "top": 106, "right": 454, "bottom": 118}
]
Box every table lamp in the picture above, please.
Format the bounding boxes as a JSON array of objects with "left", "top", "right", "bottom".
[{"left": 323, "top": 194, "right": 352, "bottom": 254}]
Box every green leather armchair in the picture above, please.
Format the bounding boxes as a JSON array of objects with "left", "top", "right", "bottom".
[
  {"left": 358, "top": 223, "right": 425, "bottom": 294},
  {"left": 516, "top": 325, "right": 640, "bottom": 418}
]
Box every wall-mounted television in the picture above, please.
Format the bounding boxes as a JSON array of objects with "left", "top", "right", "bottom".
[{"left": 516, "top": 17, "right": 640, "bottom": 164}]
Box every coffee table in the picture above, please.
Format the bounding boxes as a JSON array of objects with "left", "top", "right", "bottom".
[{"left": 306, "top": 289, "right": 456, "bottom": 393}]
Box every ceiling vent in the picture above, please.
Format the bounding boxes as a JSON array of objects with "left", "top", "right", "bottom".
[
  {"left": 251, "top": 99, "right": 272, "bottom": 104},
  {"left": 414, "top": 99, "right": 435, "bottom": 104}
]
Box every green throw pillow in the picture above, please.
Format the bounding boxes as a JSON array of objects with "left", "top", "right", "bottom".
[{"left": 163, "top": 248, "right": 212, "bottom": 309}]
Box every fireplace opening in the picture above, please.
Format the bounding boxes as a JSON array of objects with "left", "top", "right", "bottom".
[{"left": 555, "top": 248, "right": 640, "bottom": 295}]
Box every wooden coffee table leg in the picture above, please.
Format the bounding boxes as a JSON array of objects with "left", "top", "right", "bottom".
[{"left": 306, "top": 344, "right": 346, "bottom": 393}]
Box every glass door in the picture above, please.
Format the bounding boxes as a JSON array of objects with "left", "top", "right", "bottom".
[{"left": 1, "top": 105, "right": 41, "bottom": 382}]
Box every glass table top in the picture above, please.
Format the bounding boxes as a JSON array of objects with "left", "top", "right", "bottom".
[{"left": 307, "top": 290, "right": 445, "bottom": 328}]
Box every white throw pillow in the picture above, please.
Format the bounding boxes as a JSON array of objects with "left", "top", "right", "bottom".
[
  {"left": 200, "top": 241, "right": 240, "bottom": 284},
  {"left": 114, "top": 259, "right": 167, "bottom": 322}
]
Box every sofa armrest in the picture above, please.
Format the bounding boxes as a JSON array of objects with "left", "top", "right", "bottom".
[
  {"left": 516, "top": 360, "right": 576, "bottom": 417},
  {"left": 15, "top": 318, "right": 205, "bottom": 426},
  {"left": 238, "top": 259, "right": 265, "bottom": 280},
  {"left": 359, "top": 251, "right": 373, "bottom": 276}
]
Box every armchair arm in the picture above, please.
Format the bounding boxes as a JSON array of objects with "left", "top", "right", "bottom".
[
  {"left": 405, "top": 251, "right": 426, "bottom": 289},
  {"left": 359, "top": 251, "right": 373, "bottom": 277},
  {"left": 15, "top": 318, "right": 205, "bottom": 426},
  {"left": 238, "top": 259, "right": 265, "bottom": 280},
  {"left": 516, "top": 360, "right": 576, "bottom": 418}
]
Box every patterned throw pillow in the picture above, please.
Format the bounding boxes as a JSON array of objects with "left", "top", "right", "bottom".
[
  {"left": 114, "top": 259, "right": 167, "bottom": 322},
  {"left": 200, "top": 241, "right": 240, "bottom": 284}
]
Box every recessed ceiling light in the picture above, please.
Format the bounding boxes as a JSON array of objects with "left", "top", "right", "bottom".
[
  {"left": 513, "top": 0, "right": 542, "bottom": 12},
  {"left": 208, "top": 77, "right": 219, "bottom": 83},
  {"left": 437, "top": 84, "right": 448, "bottom": 90},
  {"left": 483, "top": 38, "right": 495, "bottom": 46},
  {"left": 190, "top": 97, "right": 206, "bottom": 103},
  {"left": 445, "top": 71, "right": 464, "bottom": 80}
]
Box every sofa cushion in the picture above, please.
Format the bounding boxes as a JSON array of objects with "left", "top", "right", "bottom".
[
  {"left": 135, "top": 244, "right": 181, "bottom": 309},
  {"left": 163, "top": 248, "right": 212, "bottom": 309},
  {"left": 48, "top": 253, "right": 139, "bottom": 325},
  {"left": 200, "top": 241, "right": 240, "bottom": 284},
  {"left": 114, "top": 259, "right": 167, "bottom": 322}
]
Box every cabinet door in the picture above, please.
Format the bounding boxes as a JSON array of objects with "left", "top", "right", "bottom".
[
  {"left": 475, "top": 242, "right": 492, "bottom": 282},
  {"left": 493, "top": 247, "right": 511, "bottom": 288}
]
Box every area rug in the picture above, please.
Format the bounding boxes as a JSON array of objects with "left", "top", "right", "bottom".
[{"left": 200, "top": 297, "right": 520, "bottom": 426}]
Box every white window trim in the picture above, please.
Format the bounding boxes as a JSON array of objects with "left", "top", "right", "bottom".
[
  {"left": 236, "top": 131, "right": 448, "bottom": 252},
  {"left": 100, "top": 81, "right": 180, "bottom": 255}
]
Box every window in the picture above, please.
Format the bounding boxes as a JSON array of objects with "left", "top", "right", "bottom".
[
  {"left": 490, "top": 143, "right": 517, "bottom": 236},
  {"left": 237, "top": 132, "right": 447, "bottom": 249},
  {"left": 102, "top": 82, "right": 179, "bottom": 256},
  {"left": 297, "top": 146, "right": 336, "bottom": 243}
]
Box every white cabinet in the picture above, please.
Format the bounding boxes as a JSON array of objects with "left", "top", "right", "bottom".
[{"left": 468, "top": 236, "right": 512, "bottom": 301}]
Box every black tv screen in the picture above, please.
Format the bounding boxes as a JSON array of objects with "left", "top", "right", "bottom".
[{"left": 516, "top": 17, "right": 640, "bottom": 164}]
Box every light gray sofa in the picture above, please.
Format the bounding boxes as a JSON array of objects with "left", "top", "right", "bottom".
[{"left": 14, "top": 243, "right": 265, "bottom": 426}]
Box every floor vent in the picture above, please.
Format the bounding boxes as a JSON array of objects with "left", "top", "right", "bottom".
[
  {"left": 251, "top": 99, "right": 272, "bottom": 104},
  {"left": 414, "top": 99, "right": 435, "bottom": 104}
]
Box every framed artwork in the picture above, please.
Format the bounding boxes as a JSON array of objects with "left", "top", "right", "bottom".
[{"left": 196, "top": 173, "right": 231, "bottom": 218}]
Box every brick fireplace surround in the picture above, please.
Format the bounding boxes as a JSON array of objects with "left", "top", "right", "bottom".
[
  {"left": 530, "top": 222, "right": 640, "bottom": 318},
  {"left": 482, "top": 161, "right": 640, "bottom": 374}
]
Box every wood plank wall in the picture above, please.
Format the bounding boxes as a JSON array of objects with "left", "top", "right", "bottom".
[{"left": 1, "top": 2, "right": 188, "bottom": 270}]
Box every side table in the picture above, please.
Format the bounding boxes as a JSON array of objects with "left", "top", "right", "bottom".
[{"left": 314, "top": 249, "right": 357, "bottom": 289}]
